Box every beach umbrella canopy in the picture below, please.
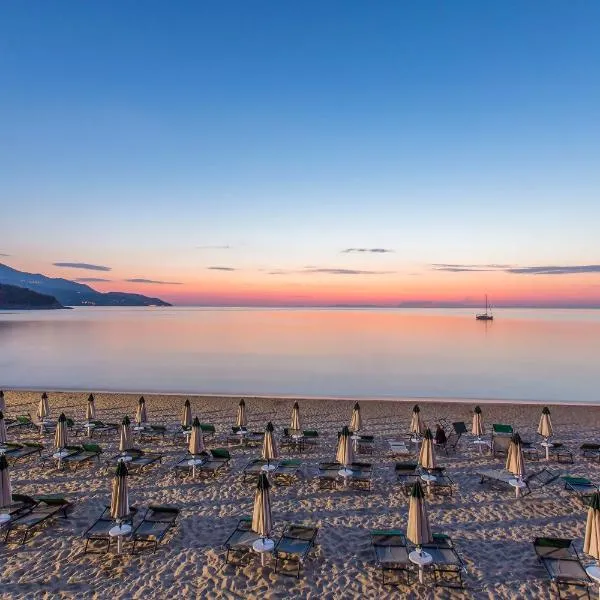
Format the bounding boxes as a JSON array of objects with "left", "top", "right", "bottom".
[
  {"left": 181, "top": 399, "right": 192, "bottom": 428},
  {"left": 537, "top": 407, "right": 553, "bottom": 439},
  {"left": 38, "top": 392, "right": 49, "bottom": 420},
  {"left": 236, "top": 399, "right": 248, "bottom": 428},
  {"left": 110, "top": 460, "right": 130, "bottom": 521},
  {"left": 251, "top": 472, "right": 272, "bottom": 539},
  {"left": 0, "top": 454, "right": 12, "bottom": 509},
  {"left": 410, "top": 404, "right": 424, "bottom": 435},
  {"left": 419, "top": 428, "right": 436, "bottom": 470},
  {"left": 472, "top": 406, "right": 484, "bottom": 436},
  {"left": 290, "top": 402, "right": 301, "bottom": 432},
  {"left": 119, "top": 415, "right": 133, "bottom": 452},
  {"left": 406, "top": 481, "right": 432, "bottom": 548},
  {"left": 336, "top": 425, "right": 354, "bottom": 467},
  {"left": 262, "top": 422, "right": 278, "bottom": 462},
  {"left": 54, "top": 413, "right": 68, "bottom": 450},
  {"left": 350, "top": 402, "right": 362, "bottom": 432},
  {"left": 188, "top": 416, "right": 205, "bottom": 455},
  {"left": 584, "top": 492, "right": 600, "bottom": 562},
  {"left": 0, "top": 390, "right": 5, "bottom": 413},
  {"left": 136, "top": 396, "right": 147, "bottom": 425},
  {"left": 86, "top": 394, "right": 96, "bottom": 421},
  {"left": 506, "top": 433, "right": 526, "bottom": 478},
  {"left": 0, "top": 411, "right": 7, "bottom": 445}
]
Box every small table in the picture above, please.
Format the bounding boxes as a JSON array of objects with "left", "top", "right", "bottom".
[
  {"left": 118, "top": 454, "right": 133, "bottom": 463},
  {"left": 409, "top": 549, "right": 432, "bottom": 583},
  {"left": 236, "top": 429, "right": 248, "bottom": 436},
  {"left": 84, "top": 422, "right": 96, "bottom": 437},
  {"left": 109, "top": 523, "right": 132, "bottom": 554},
  {"left": 261, "top": 463, "right": 277, "bottom": 472},
  {"left": 252, "top": 537, "right": 274, "bottom": 566},
  {"left": 473, "top": 438, "right": 488, "bottom": 455},
  {"left": 541, "top": 440, "right": 554, "bottom": 461},
  {"left": 585, "top": 565, "right": 600, "bottom": 600},
  {"left": 508, "top": 477, "right": 526, "bottom": 497},
  {"left": 420, "top": 473, "right": 437, "bottom": 483},
  {"left": 53, "top": 449, "right": 70, "bottom": 469},
  {"left": 187, "top": 457, "right": 203, "bottom": 476},
  {"left": 351, "top": 434, "right": 361, "bottom": 451}
]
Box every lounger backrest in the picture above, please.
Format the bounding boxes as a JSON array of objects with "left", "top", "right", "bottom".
[
  {"left": 493, "top": 424, "right": 513, "bottom": 434},
  {"left": 211, "top": 448, "right": 230, "bottom": 459},
  {"left": 17, "top": 415, "right": 32, "bottom": 424},
  {"left": 534, "top": 537, "right": 573, "bottom": 549},
  {"left": 453, "top": 422, "right": 468, "bottom": 435},
  {"left": 303, "top": 430, "right": 318, "bottom": 438},
  {"left": 200, "top": 423, "right": 215, "bottom": 433},
  {"left": 82, "top": 443, "right": 102, "bottom": 454}
]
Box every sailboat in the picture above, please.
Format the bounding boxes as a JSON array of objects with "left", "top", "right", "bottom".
[{"left": 476, "top": 295, "right": 494, "bottom": 321}]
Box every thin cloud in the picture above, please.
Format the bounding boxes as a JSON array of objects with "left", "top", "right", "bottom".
[
  {"left": 207, "top": 266, "right": 236, "bottom": 271},
  {"left": 125, "top": 278, "right": 183, "bottom": 285},
  {"left": 268, "top": 267, "right": 394, "bottom": 276},
  {"left": 196, "top": 245, "right": 231, "bottom": 250},
  {"left": 507, "top": 265, "right": 600, "bottom": 275},
  {"left": 75, "top": 277, "right": 112, "bottom": 282},
  {"left": 0, "top": 253, "right": 10, "bottom": 257},
  {"left": 53, "top": 262, "right": 111, "bottom": 272},
  {"left": 341, "top": 248, "right": 395, "bottom": 254},
  {"left": 432, "top": 263, "right": 512, "bottom": 272}
]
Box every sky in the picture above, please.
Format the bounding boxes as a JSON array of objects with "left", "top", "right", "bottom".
[{"left": 1, "top": 1, "right": 599, "bottom": 307}]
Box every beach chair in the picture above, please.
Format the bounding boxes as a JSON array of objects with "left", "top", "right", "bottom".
[
  {"left": 347, "top": 462, "right": 373, "bottom": 492},
  {"left": 580, "top": 443, "right": 600, "bottom": 460},
  {"left": 83, "top": 505, "right": 138, "bottom": 553},
  {"left": 4, "top": 495, "right": 72, "bottom": 544},
  {"left": 274, "top": 524, "right": 318, "bottom": 578},
  {"left": 426, "top": 468, "right": 455, "bottom": 497},
  {"left": 279, "top": 428, "right": 295, "bottom": 451},
  {"left": 224, "top": 518, "right": 260, "bottom": 565},
  {"left": 491, "top": 424, "right": 513, "bottom": 457},
  {"left": 272, "top": 459, "right": 302, "bottom": 485},
  {"left": 109, "top": 449, "right": 162, "bottom": 474},
  {"left": 548, "top": 442, "right": 574, "bottom": 464},
  {"left": 140, "top": 424, "right": 167, "bottom": 441},
  {"left": 371, "top": 529, "right": 411, "bottom": 585},
  {"left": 357, "top": 435, "right": 375, "bottom": 455},
  {"left": 89, "top": 420, "right": 119, "bottom": 438},
  {"left": 200, "top": 423, "right": 215, "bottom": 438},
  {"left": 421, "top": 533, "right": 465, "bottom": 588},
  {"left": 6, "top": 414, "right": 35, "bottom": 430},
  {"left": 172, "top": 451, "right": 210, "bottom": 476},
  {"left": 478, "top": 467, "right": 559, "bottom": 496},
  {"left": 196, "top": 448, "right": 231, "bottom": 477},
  {"left": 62, "top": 443, "right": 103, "bottom": 471},
  {"left": 522, "top": 440, "right": 540, "bottom": 461},
  {"left": 533, "top": 537, "right": 591, "bottom": 599},
  {"left": 302, "top": 430, "right": 319, "bottom": 451},
  {"left": 131, "top": 505, "right": 180, "bottom": 554},
  {"left": 317, "top": 462, "right": 341, "bottom": 489},
  {"left": 563, "top": 476, "right": 599, "bottom": 504},
  {"left": 5, "top": 441, "right": 44, "bottom": 465},
  {"left": 242, "top": 458, "right": 269, "bottom": 482},
  {"left": 5, "top": 494, "right": 38, "bottom": 518},
  {"left": 395, "top": 462, "right": 419, "bottom": 495}
]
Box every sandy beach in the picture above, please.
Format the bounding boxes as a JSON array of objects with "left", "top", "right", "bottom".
[{"left": 1, "top": 390, "right": 599, "bottom": 599}]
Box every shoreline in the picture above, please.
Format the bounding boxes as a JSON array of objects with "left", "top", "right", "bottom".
[{"left": 4, "top": 386, "right": 600, "bottom": 407}]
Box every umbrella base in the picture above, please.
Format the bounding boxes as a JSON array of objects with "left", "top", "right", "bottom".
[
  {"left": 338, "top": 468, "right": 353, "bottom": 477},
  {"left": 261, "top": 464, "right": 277, "bottom": 472}
]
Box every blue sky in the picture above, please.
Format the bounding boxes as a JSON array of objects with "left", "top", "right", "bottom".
[{"left": 1, "top": 1, "right": 599, "bottom": 305}]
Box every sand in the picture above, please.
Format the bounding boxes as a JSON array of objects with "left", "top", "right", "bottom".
[{"left": 1, "top": 390, "right": 599, "bottom": 599}]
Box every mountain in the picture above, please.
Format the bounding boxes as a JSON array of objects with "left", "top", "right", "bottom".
[
  {"left": 0, "top": 283, "right": 66, "bottom": 310},
  {"left": 0, "top": 263, "right": 171, "bottom": 307}
]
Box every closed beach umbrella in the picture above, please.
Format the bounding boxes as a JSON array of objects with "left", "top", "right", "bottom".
[
  {"left": 584, "top": 492, "right": 600, "bottom": 564},
  {"left": 54, "top": 413, "right": 68, "bottom": 450},
  {"left": 136, "top": 396, "right": 147, "bottom": 425},
  {"left": 0, "top": 411, "right": 7, "bottom": 445},
  {"left": 0, "top": 454, "right": 12, "bottom": 510},
  {"left": 0, "top": 390, "right": 5, "bottom": 413},
  {"left": 119, "top": 415, "right": 133, "bottom": 452},
  {"left": 236, "top": 399, "right": 248, "bottom": 429},
  {"left": 188, "top": 416, "right": 205, "bottom": 455},
  {"left": 407, "top": 480, "right": 432, "bottom": 548},
  {"left": 86, "top": 394, "right": 96, "bottom": 421},
  {"left": 506, "top": 433, "right": 526, "bottom": 479},
  {"left": 472, "top": 406, "right": 484, "bottom": 437},
  {"left": 290, "top": 402, "right": 301, "bottom": 432},
  {"left": 350, "top": 402, "right": 362, "bottom": 432},
  {"left": 410, "top": 404, "right": 424, "bottom": 435},
  {"left": 38, "top": 392, "right": 49, "bottom": 420},
  {"left": 336, "top": 425, "right": 354, "bottom": 467},
  {"left": 252, "top": 472, "right": 272, "bottom": 540},
  {"left": 262, "top": 422, "right": 278, "bottom": 463},
  {"left": 538, "top": 407, "right": 553, "bottom": 439},
  {"left": 181, "top": 399, "right": 192, "bottom": 429},
  {"left": 110, "top": 460, "right": 130, "bottom": 521},
  {"left": 419, "top": 428, "right": 436, "bottom": 470}
]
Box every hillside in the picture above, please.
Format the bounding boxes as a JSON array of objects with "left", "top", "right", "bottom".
[
  {"left": 0, "top": 283, "right": 65, "bottom": 309},
  {"left": 0, "top": 263, "right": 171, "bottom": 307}
]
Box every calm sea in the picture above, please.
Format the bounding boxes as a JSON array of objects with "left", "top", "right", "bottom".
[{"left": 0, "top": 307, "right": 599, "bottom": 404}]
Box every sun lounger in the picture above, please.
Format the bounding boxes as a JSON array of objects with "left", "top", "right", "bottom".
[
  {"left": 4, "top": 442, "right": 44, "bottom": 465},
  {"left": 196, "top": 448, "right": 231, "bottom": 477},
  {"left": 317, "top": 462, "right": 342, "bottom": 489},
  {"left": 347, "top": 462, "right": 373, "bottom": 491},
  {"left": 6, "top": 414, "right": 35, "bottom": 430},
  {"left": 395, "top": 462, "right": 419, "bottom": 495},
  {"left": 224, "top": 518, "right": 260, "bottom": 565},
  {"left": 5, "top": 494, "right": 38, "bottom": 518},
  {"left": 563, "top": 476, "right": 599, "bottom": 503},
  {"left": 274, "top": 524, "right": 318, "bottom": 578},
  {"left": 491, "top": 424, "right": 514, "bottom": 457},
  {"left": 88, "top": 420, "right": 119, "bottom": 438},
  {"left": 61, "top": 443, "right": 103, "bottom": 471},
  {"left": 425, "top": 468, "right": 455, "bottom": 497},
  {"left": 357, "top": 435, "right": 375, "bottom": 455},
  {"left": 302, "top": 430, "right": 319, "bottom": 450},
  {"left": 131, "top": 505, "right": 180, "bottom": 554},
  {"left": 242, "top": 458, "right": 272, "bottom": 482},
  {"left": 421, "top": 533, "right": 465, "bottom": 588},
  {"left": 478, "top": 467, "right": 559, "bottom": 496},
  {"left": 389, "top": 440, "right": 412, "bottom": 458},
  {"left": 4, "top": 495, "right": 72, "bottom": 544},
  {"left": 371, "top": 529, "right": 411, "bottom": 585},
  {"left": 548, "top": 443, "right": 574, "bottom": 464},
  {"left": 140, "top": 424, "right": 167, "bottom": 441},
  {"left": 534, "top": 537, "right": 591, "bottom": 598},
  {"left": 109, "top": 449, "right": 162, "bottom": 473},
  {"left": 200, "top": 423, "right": 215, "bottom": 438},
  {"left": 581, "top": 443, "right": 600, "bottom": 461},
  {"left": 83, "top": 505, "right": 138, "bottom": 553},
  {"left": 272, "top": 459, "right": 302, "bottom": 485},
  {"left": 172, "top": 452, "right": 210, "bottom": 476}
]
